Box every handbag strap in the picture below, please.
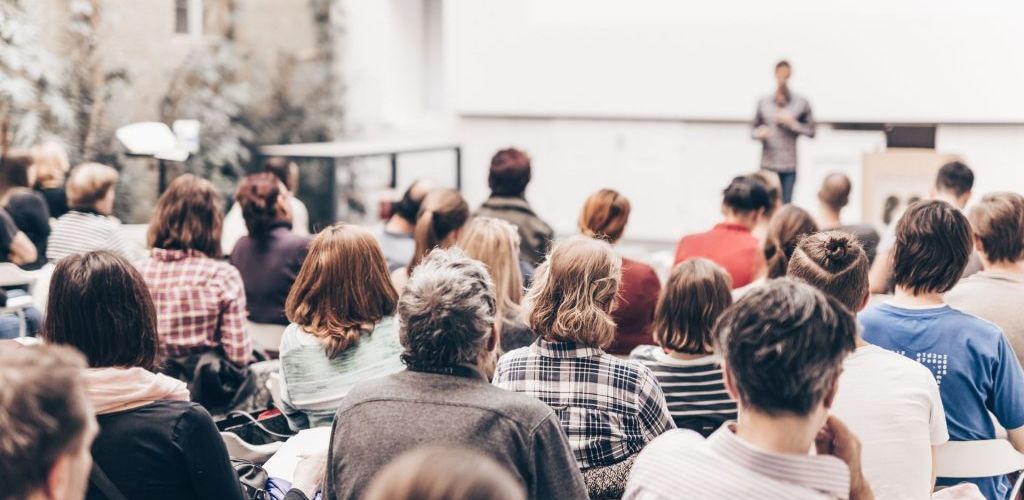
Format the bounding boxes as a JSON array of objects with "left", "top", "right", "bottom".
[{"left": 89, "top": 463, "right": 129, "bottom": 500}]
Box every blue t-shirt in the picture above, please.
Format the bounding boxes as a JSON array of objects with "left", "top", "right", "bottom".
[{"left": 860, "top": 303, "right": 1024, "bottom": 500}]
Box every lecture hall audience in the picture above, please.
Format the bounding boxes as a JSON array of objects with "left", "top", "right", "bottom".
[
  {"left": 377, "top": 178, "right": 434, "bottom": 271},
  {"left": 629, "top": 258, "right": 737, "bottom": 436},
  {"left": 788, "top": 231, "right": 948, "bottom": 499},
  {"left": 0, "top": 150, "right": 50, "bottom": 269},
  {"left": 325, "top": 248, "right": 587, "bottom": 500},
  {"left": 475, "top": 148, "right": 554, "bottom": 269},
  {"left": 32, "top": 141, "right": 72, "bottom": 218},
  {"left": 0, "top": 344, "right": 97, "bottom": 500},
  {"left": 859, "top": 200, "right": 1024, "bottom": 500},
  {"left": 456, "top": 216, "right": 533, "bottom": 351},
  {"left": 494, "top": 236, "right": 674, "bottom": 497},
  {"left": 390, "top": 187, "right": 469, "bottom": 292},
  {"left": 674, "top": 175, "right": 772, "bottom": 288},
  {"left": 139, "top": 174, "right": 251, "bottom": 367},
  {"left": 222, "top": 157, "right": 310, "bottom": 255},
  {"left": 279, "top": 223, "right": 402, "bottom": 430},
  {"left": 578, "top": 189, "right": 661, "bottom": 355},
  {"left": 47, "top": 162, "right": 139, "bottom": 262},
  {"left": 229, "top": 172, "right": 312, "bottom": 325},
  {"left": 945, "top": 192, "right": 1024, "bottom": 368},
  {"left": 624, "top": 279, "right": 870, "bottom": 500}
]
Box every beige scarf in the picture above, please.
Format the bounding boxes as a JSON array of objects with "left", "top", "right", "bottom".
[{"left": 84, "top": 367, "right": 190, "bottom": 415}]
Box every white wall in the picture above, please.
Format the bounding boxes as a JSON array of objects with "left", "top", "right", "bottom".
[{"left": 337, "top": 1, "right": 1024, "bottom": 242}]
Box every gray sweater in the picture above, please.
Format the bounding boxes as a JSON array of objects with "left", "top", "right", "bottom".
[{"left": 324, "top": 368, "right": 588, "bottom": 500}]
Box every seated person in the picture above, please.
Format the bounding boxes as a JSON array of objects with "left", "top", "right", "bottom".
[
  {"left": 222, "top": 157, "right": 309, "bottom": 255},
  {"left": 579, "top": 189, "right": 661, "bottom": 355},
  {"left": 0, "top": 343, "right": 97, "bottom": 500},
  {"left": 734, "top": 204, "right": 818, "bottom": 297},
  {"left": 42, "top": 250, "right": 247, "bottom": 500},
  {"left": 279, "top": 224, "right": 402, "bottom": 430},
  {"left": 630, "top": 258, "right": 737, "bottom": 435},
  {"left": 391, "top": 188, "right": 469, "bottom": 292},
  {"left": 860, "top": 200, "right": 1024, "bottom": 499},
  {"left": 789, "top": 231, "right": 948, "bottom": 499},
  {"left": 0, "top": 150, "right": 50, "bottom": 269},
  {"left": 229, "top": 173, "right": 312, "bottom": 325},
  {"left": 139, "top": 174, "right": 251, "bottom": 367},
  {"left": 815, "top": 172, "right": 880, "bottom": 262},
  {"left": 47, "top": 162, "right": 140, "bottom": 262},
  {"left": 326, "top": 248, "right": 586, "bottom": 500},
  {"left": 674, "top": 175, "right": 772, "bottom": 288},
  {"left": 494, "top": 236, "right": 674, "bottom": 495},
  {"left": 0, "top": 207, "right": 42, "bottom": 339},
  {"left": 946, "top": 192, "right": 1024, "bottom": 369},
  {"left": 475, "top": 148, "right": 554, "bottom": 268},
  {"left": 457, "top": 217, "right": 534, "bottom": 352},
  {"left": 624, "top": 279, "right": 870, "bottom": 499},
  {"left": 32, "top": 141, "right": 72, "bottom": 218},
  {"left": 363, "top": 446, "right": 525, "bottom": 500},
  {"left": 377, "top": 179, "right": 433, "bottom": 271}
]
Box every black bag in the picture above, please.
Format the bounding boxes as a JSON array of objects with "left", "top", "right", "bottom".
[{"left": 232, "top": 458, "right": 270, "bottom": 500}]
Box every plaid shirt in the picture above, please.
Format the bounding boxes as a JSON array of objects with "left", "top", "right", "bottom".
[
  {"left": 138, "top": 248, "right": 251, "bottom": 366},
  {"left": 494, "top": 338, "right": 675, "bottom": 469}
]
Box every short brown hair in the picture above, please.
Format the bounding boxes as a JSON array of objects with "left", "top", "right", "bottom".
[
  {"left": 363, "top": 446, "right": 525, "bottom": 500},
  {"left": 968, "top": 192, "right": 1024, "bottom": 264},
  {"left": 147, "top": 174, "right": 224, "bottom": 257},
  {"left": 892, "top": 200, "right": 972, "bottom": 294},
  {"left": 0, "top": 344, "right": 92, "bottom": 500},
  {"left": 654, "top": 259, "right": 733, "bottom": 354},
  {"left": 525, "top": 236, "right": 621, "bottom": 349},
  {"left": 285, "top": 224, "right": 398, "bottom": 359},
  {"left": 235, "top": 173, "right": 283, "bottom": 237},
  {"left": 411, "top": 188, "right": 469, "bottom": 271},
  {"left": 43, "top": 251, "right": 160, "bottom": 371},
  {"left": 578, "top": 188, "right": 631, "bottom": 243},
  {"left": 788, "top": 231, "right": 869, "bottom": 311},
  {"left": 488, "top": 148, "right": 531, "bottom": 197},
  {"left": 66, "top": 162, "right": 119, "bottom": 208},
  {"left": 818, "top": 173, "right": 851, "bottom": 212},
  {"left": 764, "top": 205, "right": 818, "bottom": 279}
]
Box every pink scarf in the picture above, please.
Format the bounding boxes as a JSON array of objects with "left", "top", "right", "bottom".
[{"left": 84, "top": 367, "right": 190, "bottom": 415}]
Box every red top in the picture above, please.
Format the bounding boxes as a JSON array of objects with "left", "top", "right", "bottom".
[
  {"left": 673, "top": 223, "right": 762, "bottom": 289},
  {"left": 608, "top": 257, "right": 662, "bottom": 355}
]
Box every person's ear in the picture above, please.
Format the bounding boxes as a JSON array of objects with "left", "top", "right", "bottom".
[
  {"left": 822, "top": 370, "right": 842, "bottom": 410},
  {"left": 44, "top": 454, "right": 72, "bottom": 500},
  {"left": 858, "top": 290, "right": 870, "bottom": 312},
  {"left": 721, "top": 363, "right": 740, "bottom": 402},
  {"left": 972, "top": 234, "right": 985, "bottom": 255}
]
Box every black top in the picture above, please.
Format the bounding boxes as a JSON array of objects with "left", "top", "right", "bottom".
[
  {"left": 88, "top": 400, "right": 245, "bottom": 500},
  {"left": 6, "top": 190, "right": 50, "bottom": 269},
  {"left": 37, "top": 185, "right": 69, "bottom": 218},
  {"left": 0, "top": 209, "right": 16, "bottom": 263},
  {"left": 229, "top": 224, "right": 312, "bottom": 325}
]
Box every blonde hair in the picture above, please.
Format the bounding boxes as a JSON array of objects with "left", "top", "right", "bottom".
[
  {"left": 66, "top": 162, "right": 118, "bottom": 208},
  {"left": 32, "top": 142, "right": 70, "bottom": 187},
  {"left": 458, "top": 217, "right": 523, "bottom": 335},
  {"left": 285, "top": 224, "right": 398, "bottom": 358},
  {"left": 578, "top": 188, "right": 630, "bottom": 243},
  {"left": 410, "top": 188, "right": 469, "bottom": 271},
  {"left": 525, "top": 236, "right": 621, "bottom": 349}
]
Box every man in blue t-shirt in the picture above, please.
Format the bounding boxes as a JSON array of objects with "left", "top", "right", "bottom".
[{"left": 861, "top": 200, "right": 1024, "bottom": 500}]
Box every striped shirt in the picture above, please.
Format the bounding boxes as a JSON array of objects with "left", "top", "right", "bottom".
[
  {"left": 278, "top": 316, "right": 404, "bottom": 429},
  {"left": 624, "top": 427, "right": 851, "bottom": 500},
  {"left": 493, "top": 338, "right": 675, "bottom": 469},
  {"left": 629, "top": 345, "right": 737, "bottom": 433},
  {"left": 47, "top": 210, "right": 142, "bottom": 262}
]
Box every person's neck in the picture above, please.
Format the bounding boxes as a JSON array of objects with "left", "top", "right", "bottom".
[
  {"left": 983, "top": 259, "right": 1024, "bottom": 275},
  {"left": 855, "top": 335, "right": 868, "bottom": 348},
  {"left": 817, "top": 204, "right": 842, "bottom": 229},
  {"left": 666, "top": 349, "right": 711, "bottom": 361},
  {"left": 735, "top": 408, "right": 820, "bottom": 455},
  {"left": 723, "top": 214, "right": 756, "bottom": 230},
  {"left": 890, "top": 286, "right": 945, "bottom": 307},
  {"left": 932, "top": 192, "right": 963, "bottom": 209},
  {"left": 384, "top": 216, "right": 415, "bottom": 235}
]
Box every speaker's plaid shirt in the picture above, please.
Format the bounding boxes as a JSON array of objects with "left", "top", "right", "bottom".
[
  {"left": 138, "top": 248, "right": 251, "bottom": 366},
  {"left": 494, "top": 338, "right": 675, "bottom": 469}
]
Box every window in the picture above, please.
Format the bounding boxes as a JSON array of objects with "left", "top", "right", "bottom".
[{"left": 174, "top": 0, "right": 203, "bottom": 36}]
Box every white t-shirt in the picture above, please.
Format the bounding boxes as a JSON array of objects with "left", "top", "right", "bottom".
[{"left": 832, "top": 344, "right": 949, "bottom": 500}]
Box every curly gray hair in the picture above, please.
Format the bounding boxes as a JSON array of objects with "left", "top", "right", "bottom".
[{"left": 399, "top": 247, "right": 497, "bottom": 369}]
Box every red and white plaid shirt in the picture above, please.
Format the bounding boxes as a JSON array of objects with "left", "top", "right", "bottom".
[{"left": 138, "top": 248, "right": 251, "bottom": 366}]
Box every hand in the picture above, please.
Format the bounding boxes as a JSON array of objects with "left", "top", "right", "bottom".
[
  {"left": 776, "top": 109, "right": 797, "bottom": 128},
  {"left": 754, "top": 125, "right": 771, "bottom": 140},
  {"left": 815, "top": 415, "right": 873, "bottom": 500},
  {"left": 291, "top": 452, "right": 327, "bottom": 498}
]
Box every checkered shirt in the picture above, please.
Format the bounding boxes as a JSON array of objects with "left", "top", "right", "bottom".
[
  {"left": 493, "top": 338, "right": 675, "bottom": 469},
  {"left": 138, "top": 248, "right": 251, "bottom": 366}
]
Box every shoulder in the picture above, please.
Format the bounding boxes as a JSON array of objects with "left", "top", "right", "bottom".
[
  {"left": 629, "top": 344, "right": 660, "bottom": 363},
  {"left": 634, "top": 429, "right": 708, "bottom": 469},
  {"left": 600, "top": 352, "right": 658, "bottom": 383},
  {"left": 623, "top": 257, "right": 659, "bottom": 279},
  {"left": 852, "top": 345, "right": 935, "bottom": 381},
  {"left": 495, "top": 345, "right": 533, "bottom": 369},
  {"left": 946, "top": 307, "right": 1005, "bottom": 339}
]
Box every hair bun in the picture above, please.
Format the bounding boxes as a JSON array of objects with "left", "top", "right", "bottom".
[{"left": 824, "top": 235, "right": 850, "bottom": 263}]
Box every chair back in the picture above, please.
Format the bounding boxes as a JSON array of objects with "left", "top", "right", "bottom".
[
  {"left": 0, "top": 263, "right": 37, "bottom": 288},
  {"left": 247, "top": 321, "right": 287, "bottom": 355},
  {"left": 934, "top": 439, "right": 1024, "bottom": 499}
]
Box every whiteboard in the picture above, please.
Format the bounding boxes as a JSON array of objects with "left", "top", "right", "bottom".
[{"left": 444, "top": 0, "right": 1024, "bottom": 123}]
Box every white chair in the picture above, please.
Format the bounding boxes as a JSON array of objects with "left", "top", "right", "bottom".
[
  {"left": 220, "top": 432, "right": 284, "bottom": 465},
  {"left": 0, "top": 263, "right": 39, "bottom": 337},
  {"left": 267, "top": 371, "right": 285, "bottom": 411},
  {"left": 934, "top": 440, "right": 1024, "bottom": 498},
  {"left": 247, "top": 321, "right": 287, "bottom": 355}
]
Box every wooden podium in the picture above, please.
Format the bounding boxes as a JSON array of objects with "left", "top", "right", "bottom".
[{"left": 861, "top": 149, "right": 961, "bottom": 227}]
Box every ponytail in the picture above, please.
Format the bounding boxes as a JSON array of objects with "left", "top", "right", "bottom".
[
  {"left": 410, "top": 209, "right": 437, "bottom": 271},
  {"left": 407, "top": 189, "right": 470, "bottom": 272}
]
